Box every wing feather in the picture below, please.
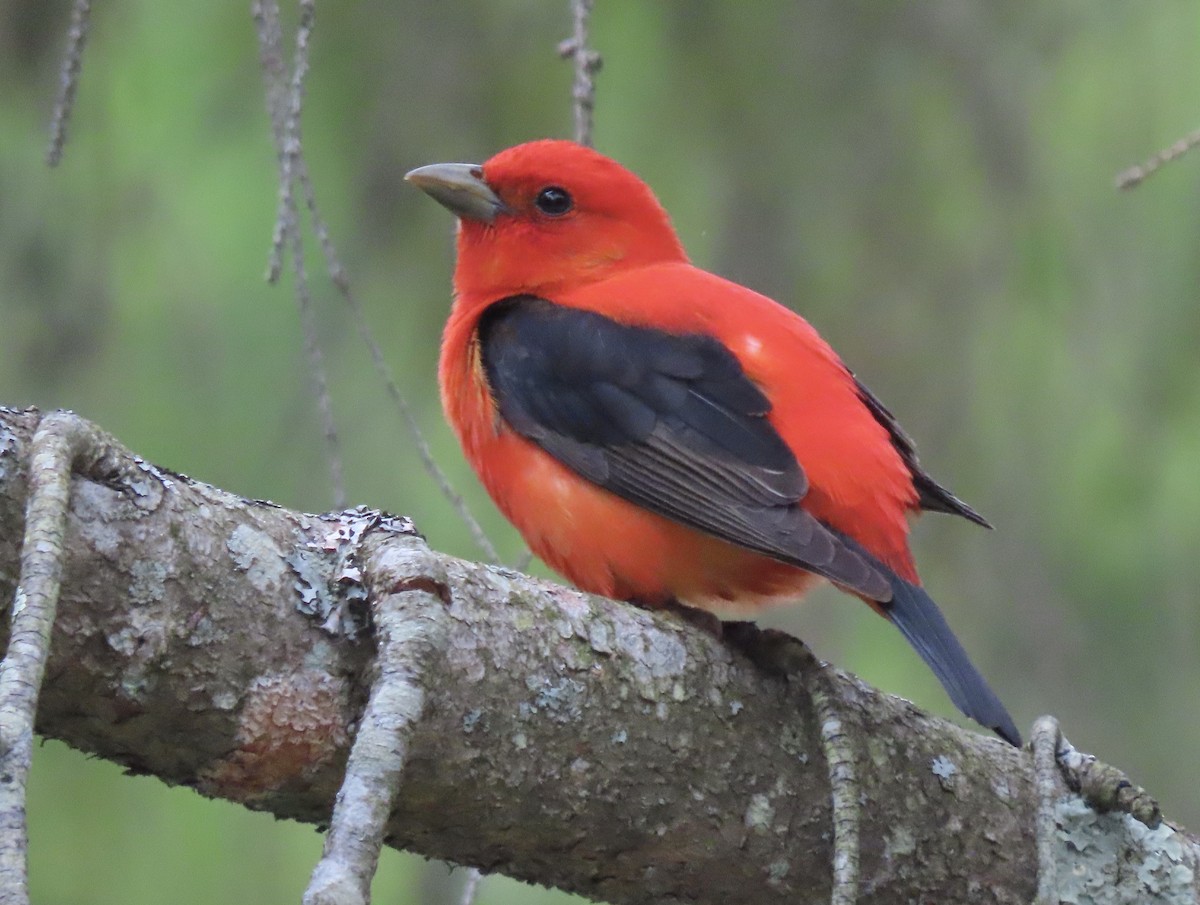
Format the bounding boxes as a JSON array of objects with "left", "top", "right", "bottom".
[
  {"left": 477, "top": 295, "right": 892, "bottom": 601},
  {"left": 854, "top": 378, "right": 991, "bottom": 528}
]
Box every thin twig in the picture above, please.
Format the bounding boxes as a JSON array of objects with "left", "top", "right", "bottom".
[
  {"left": 289, "top": 224, "right": 347, "bottom": 509},
  {"left": 252, "top": 2, "right": 504, "bottom": 558},
  {"left": 1115, "top": 127, "right": 1200, "bottom": 190},
  {"left": 271, "top": 0, "right": 314, "bottom": 285},
  {"left": 252, "top": 0, "right": 287, "bottom": 119},
  {"left": 285, "top": 1, "right": 346, "bottom": 509},
  {"left": 252, "top": 0, "right": 289, "bottom": 281},
  {"left": 45, "top": 0, "right": 93, "bottom": 166},
  {"left": 557, "top": 0, "right": 602, "bottom": 147},
  {"left": 295, "top": 170, "right": 503, "bottom": 564},
  {"left": 252, "top": 0, "right": 347, "bottom": 509}
]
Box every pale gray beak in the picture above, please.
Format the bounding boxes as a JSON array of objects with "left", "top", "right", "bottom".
[{"left": 405, "top": 162, "right": 509, "bottom": 222}]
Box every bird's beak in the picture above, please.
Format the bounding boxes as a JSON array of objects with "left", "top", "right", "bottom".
[{"left": 405, "top": 162, "right": 509, "bottom": 223}]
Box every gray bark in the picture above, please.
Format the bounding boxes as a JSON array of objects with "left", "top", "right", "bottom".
[{"left": 0, "top": 405, "right": 1194, "bottom": 905}]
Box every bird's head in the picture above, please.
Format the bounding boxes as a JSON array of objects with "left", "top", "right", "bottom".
[{"left": 407, "top": 140, "right": 687, "bottom": 300}]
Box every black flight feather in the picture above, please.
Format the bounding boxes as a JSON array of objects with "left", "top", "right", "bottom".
[
  {"left": 854, "top": 378, "right": 992, "bottom": 529},
  {"left": 477, "top": 295, "right": 887, "bottom": 600}
]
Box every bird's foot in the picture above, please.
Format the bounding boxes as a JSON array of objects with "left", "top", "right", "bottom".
[{"left": 656, "top": 597, "right": 725, "bottom": 638}]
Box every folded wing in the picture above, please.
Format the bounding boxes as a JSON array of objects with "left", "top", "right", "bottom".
[{"left": 476, "top": 295, "right": 892, "bottom": 601}]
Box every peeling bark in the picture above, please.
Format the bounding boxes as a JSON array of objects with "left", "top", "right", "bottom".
[{"left": 0, "top": 406, "right": 1195, "bottom": 905}]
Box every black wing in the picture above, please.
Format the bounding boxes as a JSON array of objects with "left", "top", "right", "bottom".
[
  {"left": 476, "top": 295, "right": 892, "bottom": 601},
  {"left": 854, "top": 379, "right": 992, "bottom": 528}
]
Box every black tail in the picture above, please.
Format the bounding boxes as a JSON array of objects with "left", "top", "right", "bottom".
[
  {"left": 829, "top": 529, "right": 1020, "bottom": 746},
  {"left": 886, "top": 577, "right": 1020, "bottom": 746}
]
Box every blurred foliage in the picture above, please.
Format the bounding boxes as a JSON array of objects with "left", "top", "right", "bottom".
[{"left": 2, "top": 1, "right": 1200, "bottom": 903}]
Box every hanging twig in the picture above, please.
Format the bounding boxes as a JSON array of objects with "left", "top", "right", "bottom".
[
  {"left": 557, "top": 0, "right": 602, "bottom": 147},
  {"left": 252, "top": 4, "right": 502, "bottom": 561},
  {"left": 270, "top": 0, "right": 313, "bottom": 286},
  {"left": 45, "top": 0, "right": 94, "bottom": 167},
  {"left": 252, "top": 0, "right": 290, "bottom": 282},
  {"left": 252, "top": 0, "right": 347, "bottom": 510},
  {"left": 289, "top": 222, "right": 347, "bottom": 510},
  {"left": 295, "top": 165, "right": 503, "bottom": 564},
  {"left": 1115, "top": 126, "right": 1200, "bottom": 190}
]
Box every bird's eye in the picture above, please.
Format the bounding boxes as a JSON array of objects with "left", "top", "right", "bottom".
[{"left": 534, "top": 186, "right": 573, "bottom": 216}]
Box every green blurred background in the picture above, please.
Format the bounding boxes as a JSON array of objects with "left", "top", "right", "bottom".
[{"left": 2, "top": 1, "right": 1199, "bottom": 902}]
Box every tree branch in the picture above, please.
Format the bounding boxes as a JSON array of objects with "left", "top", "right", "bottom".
[
  {"left": 0, "top": 406, "right": 1195, "bottom": 904},
  {"left": 558, "top": 0, "right": 602, "bottom": 148}
]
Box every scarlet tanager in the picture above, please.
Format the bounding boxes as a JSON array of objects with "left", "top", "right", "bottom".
[{"left": 407, "top": 140, "right": 1019, "bottom": 746}]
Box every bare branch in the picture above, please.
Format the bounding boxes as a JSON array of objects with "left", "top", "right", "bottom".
[
  {"left": 45, "top": 0, "right": 93, "bottom": 167},
  {"left": 1115, "top": 127, "right": 1200, "bottom": 190},
  {"left": 251, "top": 0, "right": 290, "bottom": 281},
  {"left": 252, "top": 3, "right": 501, "bottom": 559},
  {"left": 558, "top": 0, "right": 602, "bottom": 147},
  {"left": 252, "top": 0, "right": 347, "bottom": 509},
  {"left": 289, "top": 222, "right": 348, "bottom": 510},
  {"left": 295, "top": 161, "right": 504, "bottom": 565},
  {"left": 272, "top": 0, "right": 315, "bottom": 286}
]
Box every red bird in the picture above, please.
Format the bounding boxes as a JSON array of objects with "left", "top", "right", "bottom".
[{"left": 407, "top": 140, "right": 1019, "bottom": 745}]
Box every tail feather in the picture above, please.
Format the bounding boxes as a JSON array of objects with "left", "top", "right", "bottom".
[
  {"left": 829, "top": 528, "right": 1020, "bottom": 746},
  {"left": 886, "top": 578, "right": 1020, "bottom": 746}
]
